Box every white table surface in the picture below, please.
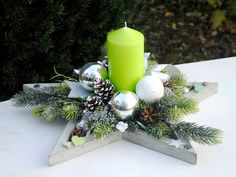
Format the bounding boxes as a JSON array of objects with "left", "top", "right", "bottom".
[{"left": 1, "top": 57, "right": 236, "bottom": 177}]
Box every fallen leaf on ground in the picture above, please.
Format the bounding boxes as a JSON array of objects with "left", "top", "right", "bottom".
[
  {"left": 165, "top": 11, "right": 174, "bottom": 17},
  {"left": 172, "top": 23, "right": 177, "bottom": 30},
  {"left": 210, "top": 10, "right": 226, "bottom": 29},
  {"left": 158, "top": 4, "right": 165, "bottom": 10},
  {"left": 206, "top": 39, "right": 216, "bottom": 47}
]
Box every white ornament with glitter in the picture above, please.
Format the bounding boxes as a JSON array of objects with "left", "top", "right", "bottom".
[
  {"left": 136, "top": 76, "right": 164, "bottom": 103},
  {"left": 151, "top": 71, "right": 170, "bottom": 83}
]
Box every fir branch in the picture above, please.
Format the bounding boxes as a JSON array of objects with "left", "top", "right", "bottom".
[
  {"left": 93, "top": 124, "right": 115, "bottom": 139},
  {"left": 170, "top": 74, "right": 186, "bottom": 88},
  {"left": 32, "top": 100, "right": 82, "bottom": 121},
  {"left": 32, "top": 104, "right": 48, "bottom": 117},
  {"left": 82, "top": 106, "right": 117, "bottom": 129},
  {"left": 62, "top": 101, "right": 82, "bottom": 120},
  {"left": 32, "top": 101, "right": 63, "bottom": 121},
  {"left": 167, "top": 97, "right": 198, "bottom": 121},
  {"left": 168, "top": 74, "right": 186, "bottom": 96},
  {"left": 173, "top": 122, "right": 222, "bottom": 145},
  {"left": 41, "top": 104, "right": 63, "bottom": 121},
  {"left": 54, "top": 83, "right": 70, "bottom": 96},
  {"left": 138, "top": 100, "right": 151, "bottom": 109},
  {"left": 147, "top": 57, "right": 158, "bottom": 71},
  {"left": 154, "top": 96, "right": 198, "bottom": 122},
  {"left": 147, "top": 121, "right": 172, "bottom": 139},
  {"left": 12, "top": 87, "right": 69, "bottom": 107},
  {"left": 127, "top": 119, "right": 139, "bottom": 132}
]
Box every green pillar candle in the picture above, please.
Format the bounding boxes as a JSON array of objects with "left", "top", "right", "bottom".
[{"left": 107, "top": 24, "right": 144, "bottom": 92}]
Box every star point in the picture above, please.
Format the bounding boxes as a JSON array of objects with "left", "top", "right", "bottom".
[{"left": 169, "top": 139, "right": 186, "bottom": 149}]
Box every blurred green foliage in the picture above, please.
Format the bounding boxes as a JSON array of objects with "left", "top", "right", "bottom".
[
  {"left": 207, "top": 0, "right": 236, "bottom": 28},
  {"left": 0, "top": 0, "right": 129, "bottom": 100},
  {"left": 0, "top": 0, "right": 235, "bottom": 101},
  {"left": 128, "top": 0, "right": 236, "bottom": 64}
]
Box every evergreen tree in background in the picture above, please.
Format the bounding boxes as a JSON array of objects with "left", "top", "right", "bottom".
[{"left": 0, "top": 0, "right": 129, "bottom": 101}]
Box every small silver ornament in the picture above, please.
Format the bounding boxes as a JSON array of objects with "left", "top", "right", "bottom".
[
  {"left": 77, "top": 62, "right": 108, "bottom": 91},
  {"left": 76, "top": 119, "right": 89, "bottom": 131},
  {"left": 109, "top": 91, "right": 139, "bottom": 120}
]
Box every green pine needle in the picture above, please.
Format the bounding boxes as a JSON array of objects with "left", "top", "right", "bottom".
[
  {"left": 32, "top": 104, "right": 48, "bottom": 117},
  {"left": 138, "top": 100, "right": 151, "bottom": 110},
  {"left": 41, "top": 105, "right": 62, "bottom": 121},
  {"left": 62, "top": 101, "right": 81, "bottom": 120},
  {"left": 54, "top": 83, "right": 70, "bottom": 96},
  {"left": 82, "top": 107, "right": 117, "bottom": 129},
  {"left": 168, "top": 74, "right": 186, "bottom": 95},
  {"left": 147, "top": 58, "right": 158, "bottom": 70},
  {"left": 32, "top": 100, "right": 81, "bottom": 121},
  {"left": 173, "top": 121, "right": 222, "bottom": 145},
  {"left": 155, "top": 96, "right": 198, "bottom": 122},
  {"left": 93, "top": 124, "right": 115, "bottom": 139},
  {"left": 167, "top": 97, "right": 198, "bottom": 121},
  {"left": 148, "top": 122, "right": 172, "bottom": 139},
  {"left": 12, "top": 87, "right": 67, "bottom": 107},
  {"left": 127, "top": 119, "right": 139, "bottom": 132},
  {"left": 32, "top": 101, "right": 63, "bottom": 121}
]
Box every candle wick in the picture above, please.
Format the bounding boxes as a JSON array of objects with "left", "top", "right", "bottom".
[{"left": 124, "top": 22, "right": 127, "bottom": 28}]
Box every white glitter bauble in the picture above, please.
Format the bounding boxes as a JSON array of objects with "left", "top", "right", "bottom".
[
  {"left": 150, "top": 71, "right": 170, "bottom": 83},
  {"left": 136, "top": 76, "right": 164, "bottom": 103}
]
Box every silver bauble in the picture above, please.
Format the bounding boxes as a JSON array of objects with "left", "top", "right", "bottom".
[
  {"left": 78, "top": 62, "right": 108, "bottom": 91},
  {"left": 76, "top": 119, "right": 89, "bottom": 131},
  {"left": 109, "top": 91, "right": 139, "bottom": 120}
]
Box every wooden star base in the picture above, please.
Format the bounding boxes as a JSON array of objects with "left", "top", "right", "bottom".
[
  {"left": 48, "top": 121, "right": 196, "bottom": 166},
  {"left": 23, "top": 82, "right": 218, "bottom": 166}
]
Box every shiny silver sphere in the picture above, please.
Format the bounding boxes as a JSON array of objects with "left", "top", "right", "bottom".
[
  {"left": 76, "top": 119, "right": 89, "bottom": 131},
  {"left": 109, "top": 91, "right": 139, "bottom": 120},
  {"left": 78, "top": 62, "right": 108, "bottom": 91}
]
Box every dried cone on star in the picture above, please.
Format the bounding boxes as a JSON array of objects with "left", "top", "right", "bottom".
[
  {"left": 84, "top": 95, "right": 103, "bottom": 111},
  {"left": 71, "top": 128, "right": 83, "bottom": 137},
  {"left": 94, "top": 79, "right": 115, "bottom": 103},
  {"left": 140, "top": 106, "right": 158, "bottom": 123}
]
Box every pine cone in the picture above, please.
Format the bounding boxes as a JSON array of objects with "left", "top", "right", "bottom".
[
  {"left": 84, "top": 95, "right": 103, "bottom": 111},
  {"left": 71, "top": 128, "right": 82, "bottom": 137},
  {"left": 97, "top": 56, "right": 108, "bottom": 69},
  {"left": 164, "top": 80, "right": 171, "bottom": 87},
  {"left": 71, "top": 128, "right": 86, "bottom": 138},
  {"left": 141, "top": 106, "right": 158, "bottom": 123},
  {"left": 94, "top": 79, "right": 115, "bottom": 102}
]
